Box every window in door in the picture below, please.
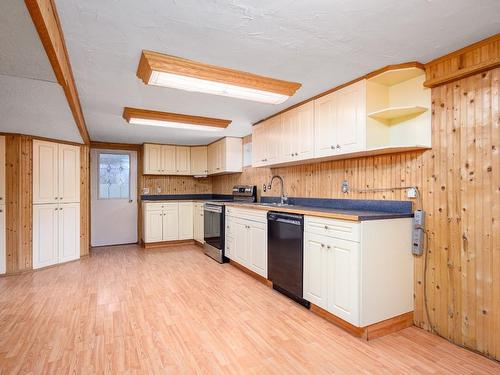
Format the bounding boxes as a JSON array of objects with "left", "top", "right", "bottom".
[{"left": 98, "top": 153, "right": 130, "bottom": 199}]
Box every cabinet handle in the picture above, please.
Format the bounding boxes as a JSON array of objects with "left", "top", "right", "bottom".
[
  {"left": 330, "top": 145, "right": 334, "bottom": 149},
  {"left": 336, "top": 144, "right": 341, "bottom": 149},
  {"left": 324, "top": 225, "right": 328, "bottom": 229},
  {"left": 321, "top": 243, "right": 325, "bottom": 247},
  {"left": 54, "top": 208, "right": 58, "bottom": 211},
  {"left": 0, "top": 197, "right": 3, "bottom": 200},
  {"left": 327, "top": 245, "right": 331, "bottom": 249},
  {"left": 0, "top": 209, "right": 3, "bottom": 213}
]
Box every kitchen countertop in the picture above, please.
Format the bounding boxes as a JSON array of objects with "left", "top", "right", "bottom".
[{"left": 225, "top": 202, "right": 414, "bottom": 221}]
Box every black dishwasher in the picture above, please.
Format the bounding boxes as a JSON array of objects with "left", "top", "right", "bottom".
[{"left": 267, "top": 212, "right": 310, "bottom": 308}]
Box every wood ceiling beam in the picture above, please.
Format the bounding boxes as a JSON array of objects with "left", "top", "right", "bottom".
[
  {"left": 122, "top": 107, "right": 232, "bottom": 128},
  {"left": 25, "top": 0, "right": 90, "bottom": 144}
]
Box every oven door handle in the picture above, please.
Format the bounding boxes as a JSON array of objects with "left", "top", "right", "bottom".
[{"left": 204, "top": 206, "right": 223, "bottom": 213}]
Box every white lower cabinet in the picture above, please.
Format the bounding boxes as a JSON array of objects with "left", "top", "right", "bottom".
[
  {"left": 33, "top": 203, "right": 80, "bottom": 269},
  {"left": 0, "top": 205, "right": 6, "bottom": 274},
  {"left": 193, "top": 203, "right": 204, "bottom": 243},
  {"left": 303, "top": 216, "right": 413, "bottom": 327},
  {"left": 225, "top": 208, "right": 267, "bottom": 278},
  {"left": 178, "top": 202, "right": 194, "bottom": 240}
]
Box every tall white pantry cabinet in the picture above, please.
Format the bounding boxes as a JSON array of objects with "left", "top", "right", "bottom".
[{"left": 32, "top": 140, "right": 80, "bottom": 269}]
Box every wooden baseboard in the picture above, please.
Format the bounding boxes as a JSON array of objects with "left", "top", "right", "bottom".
[
  {"left": 310, "top": 304, "right": 413, "bottom": 340},
  {"left": 142, "top": 239, "right": 195, "bottom": 249},
  {"left": 229, "top": 260, "right": 272, "bottom": 287},
  {"left": 194, "top": 240, "right": 204, "bottom": 248}
]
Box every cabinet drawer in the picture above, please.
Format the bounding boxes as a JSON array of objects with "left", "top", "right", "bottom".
[
  {"left": 305, "top": 216, "right": 360, "bottom": 242},
  {"left": 226, "top": 207, "right": 267, "bottom": 223},
  {"left": 144, "top": 202, "right": 179, "bottom": 211}
]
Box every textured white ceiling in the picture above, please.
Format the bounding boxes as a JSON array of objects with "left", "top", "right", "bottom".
[
  {"left": 55, "top": 0, "right": 500, "bottom": 145},
  {"left": 0, "top": 0, "right": 82, "bottom": 143}
]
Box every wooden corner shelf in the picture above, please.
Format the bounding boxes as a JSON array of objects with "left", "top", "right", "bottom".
[
  {"left": 368, "top": 67, "right": 424, "bottom": 86},
  {"left": 367, "top": 106, "right": 428, "bottom": 124}
]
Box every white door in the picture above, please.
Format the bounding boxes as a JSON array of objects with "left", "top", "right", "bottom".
[
  {"left": 58, "top": 203, "right": 80, "bottom": 263},
  {"left": 296, "top": 101, "right": 315, "bottom": 159},
  {"left": 0, "top": 205, "right": 5, "bottom": 274},
  {"left": 233, "top": 219, "right": 249, "bottom": 265},
  {"left": 58, "top": 144, "right": 80, "bottom": 203},
  {"left": 162, "top": 204, "right": 179, "bottom": 241},
  {"left": 33, "top": 140, "right": 59, "bottom": 204},
  {"left": 327, "top": 238, "right": 360, "bottom": 325},
  {"left": 178, "top": 202, "right": 193, "bottom": 240},
  {"left": 33, "top": 204, "right": 59, "bottom": 269},
  {"left": 303, "top": 233, "right": 329, "bottom": 309},
  {"left": 91, "top": 149, "right": 138, "bottom": 247},
  {"left": 176, "top": 147, "right": 191, "bottom": 175},
  {"left": 248, "top": 222, "right": 267, "bottom": 278}
]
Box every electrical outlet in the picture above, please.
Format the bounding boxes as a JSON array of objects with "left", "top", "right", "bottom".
[
  {"left": 143, "top": 187, "right": 150, "bottom": 195},
  {"left": 407, "top": 187, "right": 417, "bottom": 198},
  {"left": 412, "top": 210, "right": 425, "bottom": 255},
  {"left": 156, "top": 186, "right": 162, "bottom": 194},
  {"left": 341, "top": 180, "right": 349, "bottom": 193}
]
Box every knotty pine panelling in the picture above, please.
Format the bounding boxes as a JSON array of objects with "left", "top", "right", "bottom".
[
  {"left": 140, "top": 175, "right": 212, "bottom": 195},
  {"left": 80, "top": 145, "right": 90, "bottom": 256},
  {"left": 5, "top": 135, "right": 33, "bottom": 273},
  {"left": 212, "top": 68, "right": 500, "bottom": 360}
]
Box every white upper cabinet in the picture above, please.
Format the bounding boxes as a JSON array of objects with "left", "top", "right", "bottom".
[
  {"left": 33, "top": 140, "right": 80, "bottom": 204},
  {"left": 0, "top": 136, "right": 5, "bottom": 203},
  {"left": 252, "top": 67, "right": 430, "bottom": 167},
  {"left": 143, "top": 138, "right": 241, "bottom": 176},
  {"left": 58, "top": 144, "right": 81, "bottom": 203},
  {"left": 190, "top": 146, "right": 208, "bottom": 175}
]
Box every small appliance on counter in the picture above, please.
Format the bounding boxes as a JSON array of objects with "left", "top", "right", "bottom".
[{"left": 203, "top": 185, "right": 257, "bottom": 263}]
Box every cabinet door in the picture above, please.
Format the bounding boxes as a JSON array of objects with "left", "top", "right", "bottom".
[
  {"left": 33, "top": 204, "right": 59, "bottom": 269},
  {"left": 0, "top": 205, "right": 5, "bottom": 274},
  {"left": 295, "top": 101, "right": 315, "bottom": 159},
  {"left": 266, "top": 116, "right": 281, "bottom": 165},
  {"left": 58, "top": 203, "right": 80, "bottom": 263},
  {"left": 144, "top": 209, "right": 163, "bottom": 243},
  {"left": 178, "top": 202, "right": 193, "bottom": 240},
  {"left": 224, "top": 216, "right": 233, "bottom": 259},
  {"left": 190, "top": 146, "right": 208, "bottom": 175},
  {"left": 0, "top": 137, "right": 5, "bottom": 203},
  {"left": 58, "top": 144, "right": 80, "bottom": 203},
  {"left": 233, "top": 219, "right": 249, "bottom": 266},
  {"left": 194, "top": 204, "right": 204, "bottom": 243},
  {"left": 143, "top": 144, "right": 163, "bottom": 174},
  {"left": 176, "top": 147, "right": 191, "bottom": 175},
  {"left": 215, "top": 140, "right": 224, "bottom": 173},
  {"left": 314, "top": 92, "right": 338, "bottom": 158},
  {"left": 303, "top": 232, "right": 328, "bottom": 309},
  {"left": 335, "top": 80, "right": 366, "bottom": 153},
  {"left": 280, "top": 110, "right": 295, "bottom": 162},
  {"left": 162, "top": 203, "right": 179, "bottom": 241},
  {"left": 327, "top": 237, "right": 360, "bottom": 326},
  {"left": 162, "top": 146, "right": 177, "bottom": 174},
  {"left": 33, "top": 140, "right": 59, "bottom": 204},
  {"left": 248, "top": 221, "right": 267, "bottom": 278},
  {"left": 207, "top": 143, "right": 216, "bottom": 174},
  {"left": 251, "top": 122, "right": 266, "bottom": 166}
]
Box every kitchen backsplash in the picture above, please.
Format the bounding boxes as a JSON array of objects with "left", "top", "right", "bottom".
[{"left": 140, "top": 175, "right": 212, "bottom": 195}]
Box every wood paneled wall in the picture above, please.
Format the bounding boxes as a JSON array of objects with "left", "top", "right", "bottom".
[
  {"left": 4, "top": 135, "right": 89, "bottom": 273},
  {"left": 212, "top": 67, "right": 500, "bottom": 360},
  {"left": 5, "top": 135, "right": 33, "bottom": 273},
  {"left": 140, "top": 175, "right": 212, "bottom": 195}
]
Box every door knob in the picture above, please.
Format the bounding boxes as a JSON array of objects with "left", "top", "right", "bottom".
[{"left": 129, "top": 199, "right": 133, "bottom": 203}]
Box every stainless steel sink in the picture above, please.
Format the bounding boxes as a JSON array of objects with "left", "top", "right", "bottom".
[{"left": 253, "top": 202, "right": 292, "bottom": 207}]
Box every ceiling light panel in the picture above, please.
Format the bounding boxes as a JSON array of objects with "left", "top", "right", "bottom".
[{"left": 137, "top": 51, "right": 301, "bottom": 104}]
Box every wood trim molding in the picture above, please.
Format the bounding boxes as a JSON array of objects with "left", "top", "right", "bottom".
[
  {"left": 253, "top": 61, "right": 424, "bottom": 125},
  {"left": 424, "top": 33, "right": 500, "bottom": 87},
  {"left": 137, "top": 50, "right": 302, "bottom": 96},
  {"left": 229, "top": 260, "right": 273, "bottom": 287},
  {"left": 123, "top": 107, "right": 232, "bottom": 128},
  {"left": 90, "top": 141, "right": 141, "bottom": 151},
  {"left": 310, "top": 304, "right": 414, "bottom": 340},
  {"left": 142, "top": 239, "right": 195, "bottom": 249},
  {"left": 25, "top": 0, "right": 90, "bottom": 144}
]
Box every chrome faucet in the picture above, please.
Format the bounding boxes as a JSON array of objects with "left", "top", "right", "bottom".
[{"left": 263, "top": 175, "right": 288, "bottom": 205}]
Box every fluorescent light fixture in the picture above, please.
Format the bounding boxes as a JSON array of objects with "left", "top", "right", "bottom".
[
  {"left": 149, "top": 71, "right": 290, "bottom": 104},
  {"left": 137, "top": 51, "right": 301, "bottom": 104},
  {"left": 128, "top": 117, "right": 221, "bottom": 131},
  {"left": 122, "top": 107, "right": 231, "bottom": 132}
]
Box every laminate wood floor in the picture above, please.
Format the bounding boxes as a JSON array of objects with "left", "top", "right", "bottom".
[{"left": 0, "top": 245, "right": 498, "bottom": 374}]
